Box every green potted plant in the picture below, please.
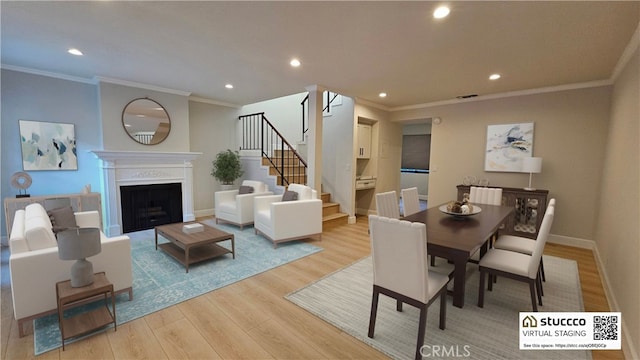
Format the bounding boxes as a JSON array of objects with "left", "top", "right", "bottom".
[{"left": 211, "top": 149, "right": 244, "bottom": 187}]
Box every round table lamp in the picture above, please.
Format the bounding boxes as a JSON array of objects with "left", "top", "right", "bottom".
[{"left": 522, "top": 157, "right": 542, "bottom": 191}]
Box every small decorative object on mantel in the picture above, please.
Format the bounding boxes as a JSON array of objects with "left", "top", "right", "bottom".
[
  {"left": 81, "top": 184, "right": 91, "bottom": 194},
  {"left": 11, "top": 171, "right": 32, "bottom": 198},
  {"left": 183, "top": 223, "right": 204, "bottom": 234},
  {"left": 462, "top": 175, "right": 477, "bottom": 186}
]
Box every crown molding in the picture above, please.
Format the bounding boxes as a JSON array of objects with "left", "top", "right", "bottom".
[
  {"left": 1, "top": 64, "right": 96, "bottom": 84},
  {"left": 94, "top": 76, "right": 191, "bottom": 96},
  {"left": 611, "top": 21, "right": 640, "bottom": 82},
  {"left": 189, "top": 96, "right": 241, "bottom": 108},
  {"left": 354, "top": 97, "right": 391, "bottom": 111},
  {"left": 390, "top": 79, "right": 613, "bottom": 112}
]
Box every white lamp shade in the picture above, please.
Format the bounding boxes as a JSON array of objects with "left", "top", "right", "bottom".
[{"left": 522, "top": 157, "right": 542, "bottom": 173}]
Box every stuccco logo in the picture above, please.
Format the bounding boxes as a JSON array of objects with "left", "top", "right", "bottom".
[{"left": 523, "top": 315, "right": 587, "bottom": 327}]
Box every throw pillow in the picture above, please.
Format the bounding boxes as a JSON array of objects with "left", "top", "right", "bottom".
[
  {"left": 282, "top": 190, "right": 298, "bottom": 202},
  {"left": 238, "top": 185, "right": 254, "bottom": 195},
  {"left": 47, "top": 206, "right": 78, "bottom": 233}
]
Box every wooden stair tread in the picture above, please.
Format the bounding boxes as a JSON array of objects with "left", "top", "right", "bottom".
[{"left": 323, "top": 212, "right": 349, "bottom": 221}]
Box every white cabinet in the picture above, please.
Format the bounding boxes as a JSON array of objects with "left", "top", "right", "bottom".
[{"left": 357, "top": 124, "right": 372, "bottom": 159}]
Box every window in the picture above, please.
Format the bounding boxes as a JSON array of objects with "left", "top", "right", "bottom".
[{"left": 401, "top": 134, "right": 431, "bottom": 173}]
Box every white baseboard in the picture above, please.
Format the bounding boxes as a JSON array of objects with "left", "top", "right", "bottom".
[
  {"left": 195, "top": 208, "right": 214, "bottom": 219},
  {"left": 547, "top": 233, "right": 595, "bottom": 249},
  {"left": 591, "top": 245, "right": 638, "bottom": 360},
  {"left": 549, "top": 234, "right": 637, "bottom": 359},
  {"left": 348, "top": 216, "right": 357, "bottom": 224}
]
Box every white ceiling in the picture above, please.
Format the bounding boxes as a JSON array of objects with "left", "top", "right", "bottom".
[{"left": 2, "top": 1, "right": 639, "bottom": 108}]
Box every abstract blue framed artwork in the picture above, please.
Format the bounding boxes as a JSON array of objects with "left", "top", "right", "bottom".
[
  {"left": 485, "top": 122, "right": 534, "bottom": 172},
  {"left": 19, "top": 120, "right": 78, "bottom": 171}
]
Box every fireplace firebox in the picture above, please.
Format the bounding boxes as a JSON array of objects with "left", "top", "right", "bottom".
[{"left": 120, "top": 183, "right": 183, "bottom": 233}]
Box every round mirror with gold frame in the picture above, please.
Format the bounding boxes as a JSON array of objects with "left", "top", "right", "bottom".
[{"left": 122, "top": 98, "right": 171, "bottom": 145}]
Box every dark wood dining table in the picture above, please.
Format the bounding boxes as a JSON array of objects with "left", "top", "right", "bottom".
[{"left": 403, "top": 203, "right": 514, "bottom": 308}]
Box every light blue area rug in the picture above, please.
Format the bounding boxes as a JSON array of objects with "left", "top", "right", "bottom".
[
  {"left": 287, "top": 255, "right": 591, "bottom": 360},
  {"left": 34, "top": 221, "right": 322, "bottom": 355}
]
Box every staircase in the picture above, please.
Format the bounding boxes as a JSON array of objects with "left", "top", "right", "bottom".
[{"left": 240, "top": 111, "right": 349, "bottom": 227}]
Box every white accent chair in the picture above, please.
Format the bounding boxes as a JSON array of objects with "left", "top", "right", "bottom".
[
  {"left": 478, "top": 206, "right": 555, "bottom": 311},
  {"left": 375, "top": 191, "right": 400, "bottom": 219},
  {"left": 215, "top": 180, "right": 273, "bottom": 229},
  {"left": 493, "top": 199, "right": 556, "bottom": 283},
  {"left": 368, "top": 215, "right": 451, "bottom": 360},
  {"left": 401, "top": 187, "right": 421, "bottom": 216},
  {"left": 253, "top": 183, "right": 322, "bottom": 248}
]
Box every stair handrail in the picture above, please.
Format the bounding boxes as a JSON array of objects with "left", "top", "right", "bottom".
[
  {"left": 301, "top": 91, "right": 340, "bottom": 141},
  {"left": 239, "top": 112, "right": 307, "bottom": 187}
]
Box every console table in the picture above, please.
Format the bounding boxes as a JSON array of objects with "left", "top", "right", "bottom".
[
  {"left": 4, "top": 192, "right": 102, "bottom": 236},
  {"left": 457, "top": 185, "right": 549, "bottom": 240}
]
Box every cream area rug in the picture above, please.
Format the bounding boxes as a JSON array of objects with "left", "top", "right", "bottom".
[{"left": 286, "top": 255, "right": 591, "bottom": 360}]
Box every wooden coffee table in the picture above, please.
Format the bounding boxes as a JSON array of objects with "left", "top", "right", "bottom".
[{"left": 155, "top": 222, "right": 235, "bottom": 273}]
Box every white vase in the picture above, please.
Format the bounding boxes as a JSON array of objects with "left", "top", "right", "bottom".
[{"left": 220, "top": 184, "right": 234, "bottom": 191}]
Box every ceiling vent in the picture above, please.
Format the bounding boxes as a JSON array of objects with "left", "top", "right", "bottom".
[{"left": 456, "top": 94, "right": 478, "bottom": 99}]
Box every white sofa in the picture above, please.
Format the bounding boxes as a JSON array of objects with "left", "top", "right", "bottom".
[
  {"left": 215, "top": 180, "right": 273, "bottom": 229},
  {"left": 254, "top": 183, "right": 322, "bottom": 248},
  {"left": 9, "top": 203, "right": 133, "bottom": 337}
]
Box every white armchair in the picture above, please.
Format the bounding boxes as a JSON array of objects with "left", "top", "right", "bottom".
[
  {"left": 215, "top": 180, "right": 273, "bottom": 229},
  {"left": 253, "top": 183, "right": 322, "bottom": 248}
]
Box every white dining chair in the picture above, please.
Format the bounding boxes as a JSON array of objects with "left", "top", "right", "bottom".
[
  {"left": 492, "top": 199, "right": 556, "bottom": 283},
  {"left": 468, "top": 186, "right": 503, "bottom": 263},
  {"left": 401, "top": 187, "right": 421, "bottom": 217},
  {"left": 375, "top": 191, "right": 400, "bottom": 219},
  {"left": 478, "top": 206, "right": 555, "bottom": 311},
  {"left": 368, "top": 215, "right": 451, "bottom": 360}
]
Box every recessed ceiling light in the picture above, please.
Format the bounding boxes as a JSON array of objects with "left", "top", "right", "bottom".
[
  {"left": 68, "top": 48, "right": 83, "bottom": 56},
  {"left": 489, "top": 74, "right": 501, "bottom": 80},
  {"left": 290, "top": 58, "right": 301, "bottom": 67},
  {"left": 379, "top": 92, "right": 387, "bottom": 98},
  {"left": 433, "top": 6, "right": 450, "bottom": 19},
  {"left": 225, "top": 84, "right": 234, "bottom": 89}
]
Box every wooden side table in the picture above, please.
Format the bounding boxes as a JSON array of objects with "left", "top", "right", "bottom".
[{"left": 56, "top": 272, "right": 117, "bottom": 350}]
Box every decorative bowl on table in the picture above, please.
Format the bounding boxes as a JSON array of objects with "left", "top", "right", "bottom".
[{"left": 439, "top": 201, "right": 482, "bottom": 218}]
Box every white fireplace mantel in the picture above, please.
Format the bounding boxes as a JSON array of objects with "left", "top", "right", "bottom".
[{"left": 91, "top": 150, "right": 202, "bottom": 236}]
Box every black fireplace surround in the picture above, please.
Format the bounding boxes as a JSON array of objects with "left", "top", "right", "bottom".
[{"left": 120, "top": 183, "right": 183, "bottom": 233}]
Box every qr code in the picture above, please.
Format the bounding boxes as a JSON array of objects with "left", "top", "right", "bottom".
[{"left": 593, "top": 315, "right": 618, "bottom": 341}]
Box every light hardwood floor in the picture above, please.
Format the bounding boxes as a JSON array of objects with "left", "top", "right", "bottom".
[{"left": 1, "top": 216, "right": 623, "bottom": 359}]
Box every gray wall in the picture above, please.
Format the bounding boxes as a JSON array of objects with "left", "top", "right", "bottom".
[
  {"left": 595, "top": 45, "right": 639, "bottom": 357},
  {"left": 1, "top": 69, "right": 101, "bottom": 238},
  {"left": 189, "top": 100, "right": 240, "bottom": 217}
]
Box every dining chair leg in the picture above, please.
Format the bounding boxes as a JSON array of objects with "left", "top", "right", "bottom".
[
  {"left": 368, "top": 288, "right": 380, "bottom": 338},
  {"left": 540, "top": 258, "right": 546, "bottom": 282},
  {"left": 529, "top": 280, "right": 538, "bottom": 312},
  {"left": 535, "top": 276, "right": 543, "bottom": 306},
  {"left": 478, "top": 269, "right": 486, "bottom": 308},
  {"left": 415, "top": 305, "right": 428, "bottom": 360},
  {"left": 488, "top": 273, "right": 494, "bottom": 291},
  {"left": 438, "top": 289, "right": 446, "bottom": 330},
  {"left": 430, "top": 255, "right": 436, "bottom": 266},
  {"left": 537, "top": 269, "right": 544, "bottom": 296},
  {"left": 397, "top": 300, "right": 403, "bottom": 312}
]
